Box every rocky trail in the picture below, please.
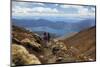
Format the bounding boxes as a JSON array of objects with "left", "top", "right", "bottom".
[{"left": 11, "top": 25, "right": 96, "bottom": 66}]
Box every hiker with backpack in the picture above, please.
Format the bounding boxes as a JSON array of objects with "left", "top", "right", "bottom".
[{"left": 42, "top": 32, "right": 50, "bottom": 47}]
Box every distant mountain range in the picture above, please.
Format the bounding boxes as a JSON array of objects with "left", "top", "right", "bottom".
[{"left": 12, "top": 18, "right": 96, "bottom": 36}]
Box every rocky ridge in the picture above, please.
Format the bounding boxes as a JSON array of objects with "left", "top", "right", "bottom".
[{"left": 12, "top": 25, "right": 96, "bottom": 66}]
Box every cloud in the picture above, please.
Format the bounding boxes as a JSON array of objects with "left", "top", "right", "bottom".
[
  {"left": 12, "top": 6, "right": 59, "bottom": 17},
  {"left": 12, "top": 1, "right": 45, "bottom": 8},
  {"left": 34, "top": 3, "right": 45, "bottom": 6},
  {"left": 12, "top": 1, "right": 95, "bottom": 19},
  {"left": 12, "top": 1, "right": 59, "bottom": 17},
  {"left": 60, "top": 5, "right": 95, "bottom": 17},
  {"left": 60, "top": 5, "right": 73, "bottom": 8},
  {"left": 31, "top": 7, "right": 59, "bottom": 13},
  {"left": 55, "top": 4, "right": 59, "bottom": 6}
]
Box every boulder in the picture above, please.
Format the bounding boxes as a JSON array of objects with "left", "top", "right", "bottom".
[
  {"left": 20, "top": 38, "right": 42, "bottom": 52},
  {"left": 12, "top": 44, "right": 41, "bottom": 66}
]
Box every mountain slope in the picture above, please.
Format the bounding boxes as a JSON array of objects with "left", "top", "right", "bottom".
[
  {"left": 60, "top": 26, "right": 96, "bottom": 61},
  {"left": 12, "top": 25, "right": 96, "bottom": 66}
]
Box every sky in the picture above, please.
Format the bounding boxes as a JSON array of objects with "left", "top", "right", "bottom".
[{"left": 12, "top": 1, "right": 96, "bottom": 21}]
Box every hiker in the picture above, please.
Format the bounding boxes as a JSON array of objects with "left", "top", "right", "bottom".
[
  {"left": 47, "top": 32, "right": 50, "bottom": 42},
  {"left": 43, "top": 32, "right": 50, "bottom": 47}
]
